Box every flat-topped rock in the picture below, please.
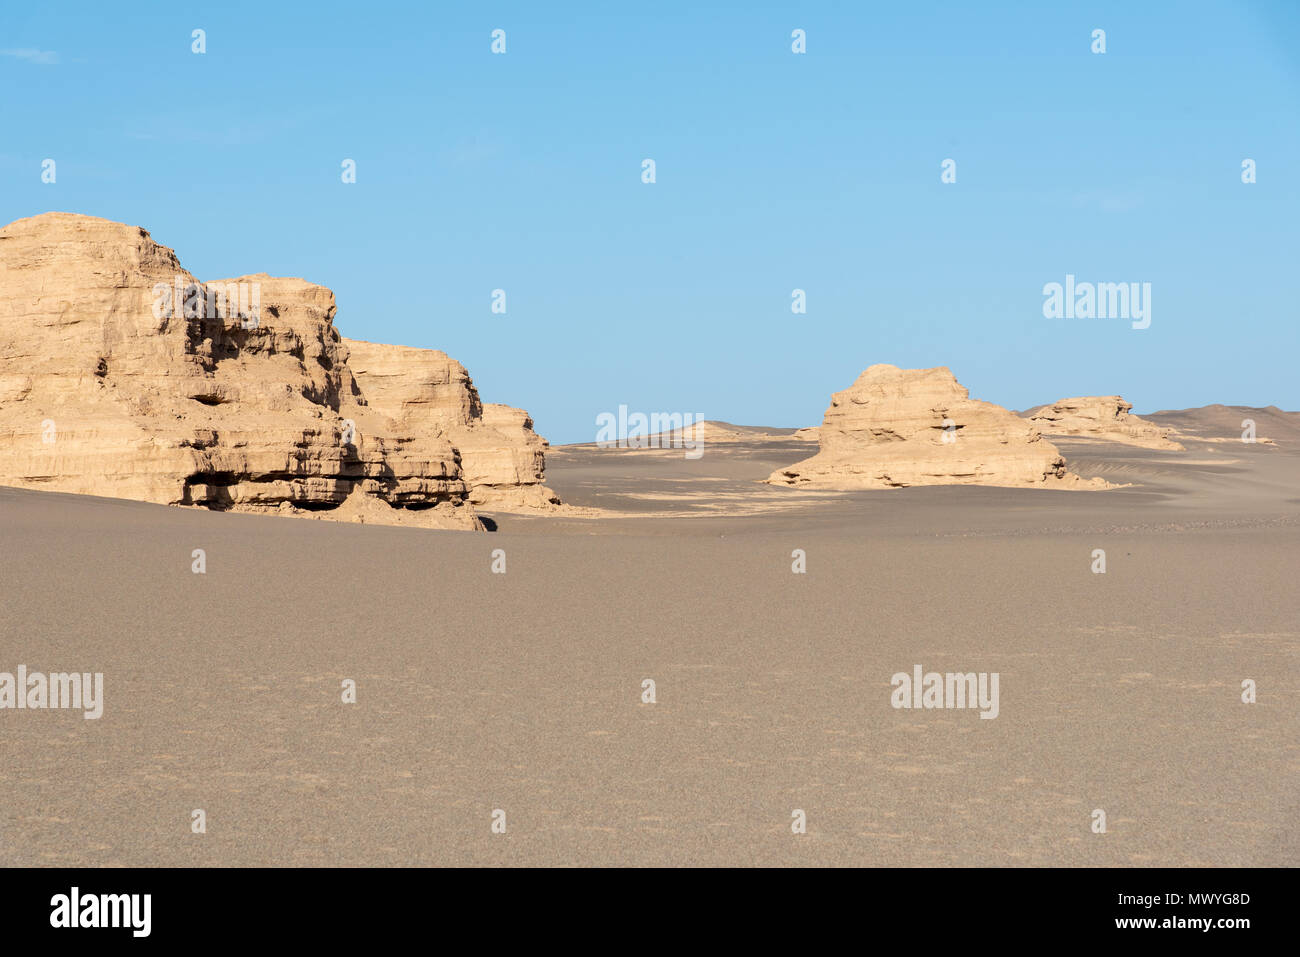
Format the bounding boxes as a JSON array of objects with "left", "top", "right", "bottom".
[
  {"left": 768, "top": 364, "right": 1106, "bottom": 489},
  {"left": 1024, "top": 396, "right": 1184, "bottom": 450}
]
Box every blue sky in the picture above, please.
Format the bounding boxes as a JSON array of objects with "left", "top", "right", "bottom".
[{"left": 2, "top": 1, "right": 1297, "bottom": 443}]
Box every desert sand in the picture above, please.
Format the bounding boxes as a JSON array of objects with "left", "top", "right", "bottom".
[{"left": 0, "top": 404, "right": 1295, "bottom": 866}]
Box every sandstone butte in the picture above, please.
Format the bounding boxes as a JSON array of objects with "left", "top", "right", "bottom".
[
  {"left": 1023, "top": 396, "right": 1185, "bottom": 450},
  {"left": 767, "top": 364, "right": 1109, "bottom": 490},
  {"left": 0, "top": 212, "right": 559, "bottom": 529}
]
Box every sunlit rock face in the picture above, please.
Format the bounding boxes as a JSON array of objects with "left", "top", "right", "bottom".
[
  {"left": 0, "top": 213, "right": 560, "bottom": 526},
  {"left": 768, "top": 364, "right": 1105, "bottom": 490}
]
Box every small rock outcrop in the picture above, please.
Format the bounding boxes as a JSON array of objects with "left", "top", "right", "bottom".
[
  {"left": 344, "top": 339, "right": 558, "bottom": 508},
  {"left": 0, "top": 212, "right": 559, "bottom": 526},
  {"left": 768, "top": 364, "right": 1105, "bottom": 489},
  {"left": 1024, "top": 396, "right": 1184, "bottom": 450}
]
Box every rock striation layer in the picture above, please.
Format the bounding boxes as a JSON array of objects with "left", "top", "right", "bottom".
[
  {"left": 1024, "top": 397, "right": 1185, "bottom": 450},
  {"left": 343, "top": 339, "right": 558, "bottom": 508},
  {"left": 0, "top": 212, "right": 558, "bottom": 527},
  {"left": 768, "top": 364, "right": 1105, "bottom": 489}
]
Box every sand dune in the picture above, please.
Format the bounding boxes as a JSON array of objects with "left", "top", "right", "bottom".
[{"left": 1148, "top": 405, "right": 1296, "bottom": 446}]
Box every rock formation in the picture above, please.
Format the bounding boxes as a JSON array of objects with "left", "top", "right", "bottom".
[
  {"left": 0, "top": 212, "right": 558, "bottom": 527},
  {"left": 1024, "top": 396, "right": 1184, "bottom": 450},
  {"left": 344, "top": 339, "right": 558, "bottom": 508},
  {"left": 767, "top": 364, "right": 1106, "bottom": 489}
]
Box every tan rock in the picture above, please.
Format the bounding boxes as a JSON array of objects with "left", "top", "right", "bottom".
[
  {"left": 453, "top": 403, "right": 558, "bottom": 508},
  {"left": 341, "top": 338, "right": 479, "bottom": 431},
  {"left": 344, "top": 339, "right": 559, "bottom": 509},
  {"left": 0, "top": 212, "right": 558, "bottom": 526},
  {"left": 768, "top": 364, "right": 1105, "bottom": 489},
  {"left": 1025, "top": 396, "right": 1184, "bottom": 450}
]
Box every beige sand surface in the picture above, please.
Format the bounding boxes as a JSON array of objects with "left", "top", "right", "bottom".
[{"left": 0, "top": 406, "right": 1295, "bottom": 866}]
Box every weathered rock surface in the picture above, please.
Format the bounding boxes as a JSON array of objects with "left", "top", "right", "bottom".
[
  {"left": 0, "top": 212, "right": 558, "bottom": 526},
  {"left": 768, "top": 364, "right": 1106, "bottom": 489},
  {"left": 344, "top": 339, "right": 559, "bottom": 508},
  {"left": 1024, "top": 396, "right": 1184, "bottom": 450}
]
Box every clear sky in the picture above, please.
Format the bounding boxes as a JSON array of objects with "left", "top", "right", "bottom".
[{"left": 2, "top": 1, "right": 1297, "bottom": 443}]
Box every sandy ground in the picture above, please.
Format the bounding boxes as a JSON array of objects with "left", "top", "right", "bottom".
[{"left": 0, "top": 408, "right": 1295, "bottom": 866}]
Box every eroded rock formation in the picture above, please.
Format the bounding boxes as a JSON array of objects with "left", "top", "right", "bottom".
[
  {"left": 1024, "top": 396, "right": 1185, "bottom": 450},
  {"left": 0, "top": 212, "right": 558, "bottom": 526},
  {"left": 768, "top": 364, "right": 1105, "bottom": 489},
  {"left": 344, "top": 339, "right": 558, "bottom": 508}
]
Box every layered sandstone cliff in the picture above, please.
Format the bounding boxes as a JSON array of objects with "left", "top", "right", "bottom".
[
  {"left": 1024, "top": 396, "right": 1185, "bottom": 450},
  {"left": 343, "top": 339, "right": 558, "bottom": 508},
  {"left": 0, "top": 212, "right": 557, "bottom": 526},
  {"left": 768, "top": 364, "right": 1106, "bottom": 489}
]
